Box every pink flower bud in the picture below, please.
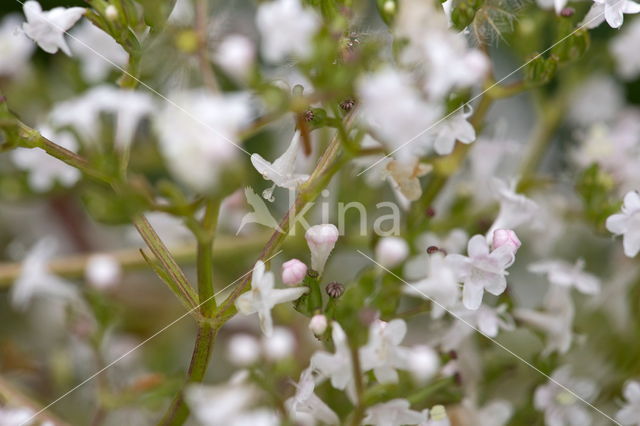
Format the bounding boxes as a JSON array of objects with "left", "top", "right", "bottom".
[
  {"left": 305, "top": 224, "right": 339, "bottom": 273},
  {"left": 492, "top": 229, "right": 521, "bottom": 252},
  {"left": 309, "top": 314, "right": 328, "bottom": 335},
  {"left": 281, "top": 258, "right": 307, "bottom": 286}
]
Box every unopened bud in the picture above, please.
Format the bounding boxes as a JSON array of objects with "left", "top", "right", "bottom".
[
  {"left": 560, "top": 7, "right": 575, "bottom": 17},
  {"left": 325, "top": 281, "right": 344, "bottom": 299},
  {"left": 375, "top": 237, "right": 409, "bottom": 268},
  {"left": 340, "top": 98, "right": 355, "bottom": 112},
  {"left": 305, "top": 224, "right": 339, "bottom": 274},
  {"left": 282, "top": 259, "right": 307, "bottom": 286},
  {"left": 491, "top": 229, "right": 521, "bottom": 252},
  {"left": 309, "top": 314, "right": 328, "bottom": 335},
  {"left": 303, "top": 110, "right": 314, "bottom": 122},
  {"left": 105, "top": 5, "right": 118, "bottom": 20}
]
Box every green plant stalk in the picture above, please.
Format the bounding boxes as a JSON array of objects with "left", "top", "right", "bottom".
[
  {"left": 197, "top": 199, "right": 221, "bottom": 316},
  {"left": 348, "top": 343, "right": 366, "bottom": 426}
]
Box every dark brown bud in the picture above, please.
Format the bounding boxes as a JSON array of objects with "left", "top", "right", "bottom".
[
  {"left": 426, "top": 246, "right": 440, "bottom": 254},
  {"left": 325, "top": 281, "right": 344, "bottom": 298},
  {"left": 303, "top": 110, "right": 315, "bottom": 122},
  {"left": 340, "top": 98, "right": 356, "bottom": 112},
  {"left": 560, "top": 7, "right": 574, "bottom": 16},
  {"left": 425, "top": 207, "right": 435, "bottom": 218}
]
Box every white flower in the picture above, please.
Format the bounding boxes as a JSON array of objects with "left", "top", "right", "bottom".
[
  {"left": 375, "top": 237, "right": 409, "bottom": 269},
  {"left": 460, "top": 399, "right": 513, "bottom": 426},
  {"left": 582, "top": 0, "right": 640, "bottom": 29},
  {"left": 214, "top": 34, "right": 255, "bottom": 80},
  {"left": 311, "top": 322, "right": 355, "bottom": 398},
  {"left": 256, "top": 0, "right": 320, "bottom": 62},
  {"left": 236, "top": 260, "right": 308, "bottom": 336},
  {"left": 360, "top": 319, "right": 412, "bottom": 384},
  {"left": 446, "top": 235, "right": 515, "bottom": 310},
  {"left": 487, "top": 179, "right": 540, "bottom": 241},
  {"left": 251, "top": 131, "right": 309, "bottom": 198},
  {"left": 441, "top": 304, "right": 514, "bottom": 351},
  {"left": 513, "top": 286, "right": 574, "bottom": 354},
  {"left": 155, "top": 90, "right": 251, "bottom": 193},
  {"left": 607, "top": 191, "right": 640, "bottom": 257},
  {"left": 363, "top": 399, "right": 425, "bottom": 426},
  {"left": 405, "top": 252, "right": 460, "bottom": 319},
  {"left": 227, "top": 334, "right": 262, "bottom": 366},
  {"left": 617, "top": 380, "right": 640, "bottom": 425},
  {"left": 11, "top": 238, "right": 78, "bottom": 310},
  {"left": 611, "top": 19, "right": 640, "bottom": 80},
  {"left": 309, "top": 314, "right": 328, "bottom": 335},
  {"left": 69, "top": 21, "right": 128, "bottom": 82},
  {"left": 282, "top": 258, "right": 308, "bottom": 286},
  {"left": 0, "top": 14, "right": 34, "bottom": 77},
  {"left": 534, "top": 367, "right": 597, "bottom": 426},
  {"left": 0, "top": 406, "right": 36, "bottom": 426},
  {"left": 432, "top": 108, "right": 476, "bottom": 156},
  {"left": 22, "top": 1, "right": 85, "bottom": 55},
  {"left": 286, "top": 367, "right": 340, "bottom": 425},
  {"left": 529, "top": 259, "right": 601, "bottom": 295},
  {"left": 262, "top": 326, "right": 295, "bottom": 360},
  {"left": 305, "top": 224, "right": 339, "bottom": 274},
  {"left": 420, "top": 405, "right": 450, "bottom": 426},
  {"left": 85, "top": 254, "right": 121, "bottom": 290},
  {"left": 406, "top": 345, "right": 440, "bottom": 383},
  {"left": 11, "top": 126, "right": 81, "bottom": 192},
  {"left": 386, "top": 159, "right": 433, "bottom": 202}
]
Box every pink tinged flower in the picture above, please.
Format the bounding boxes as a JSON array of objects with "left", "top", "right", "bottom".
[
  {"left": 375, "top": 237, "right": 409, "bottom": 268},
  {"left": 363, "top": 399, "right": 425, "bottom": 426},
  {"left": 492, "top": 229, "right": 521, "bottom": 252},
  {"left": 309, "top": 314, "right": 328, "bottom": 335},
  {"left": 22, "top": 1, "right": 85, "bottom": 56},
  {"left": 446, "top": 235, "right": 514, "bottom": 310},
  {"left": 528, "top": 258, "right": 601, "bottom": 295},
  {"left": 281, "top": 258, "right": 307, "bottom": 286},
  {"left": 360, "top": 319, "right": 412, "bottom": 384},
  {"left": 616, "top": 380, "right": 640, "bottom": 425},
  {"left": 235, "top": 260, "right": 308, "bottom": 337},
  {"left": 607, "top": 190, "right": 640, "bottom": 258},
  {"left": 305, "top": 224, "right": 339, "bottom": 274}
]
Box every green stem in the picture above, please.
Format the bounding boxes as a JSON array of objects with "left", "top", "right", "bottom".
[
  {"left": 348, "top": 344, "right": 365, "bottom": 426},
  {"left": 197, "top": 199, "right": 220, "bottom": 317}
]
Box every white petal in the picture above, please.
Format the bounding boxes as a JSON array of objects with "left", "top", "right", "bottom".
[
  {"left": 467, "top": 235, "right": 489, "bottom": 258},
  {"left": 463, "top": 280, "right": 484, "bottom": 310}
]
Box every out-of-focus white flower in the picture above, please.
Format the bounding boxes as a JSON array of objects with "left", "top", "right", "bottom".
[
  {"left": 432, "top": 108, "right": 476, "bottom": 156},
  {"left": 214, "top": 35, "right": 255, "bottom": 80},
  {"left": 0, "top": 14, "right": 35, "bottom": 77},
  {"left": 256, "top": 0, "right": 320, "bottom": 62},
  {"left": 534, "top": 367, "right": 597, "bottom": 426},
  {"left": 487, "top": 179, "right": 540, "bottom": 241},
  {"left": 514, "top": 286, "right": 575, "bottom": 354},
  {"left": 251, "top": 131, "right": 309, "bottom": 199},
  {"left": 311, "top": 322, "right": 355, "bottom": 399},
  {"left": 11, "top": 127, "right": 81, "bottom": 192},
  {"left": 282, "top": 258, "right": 307, "bottom": 286},
  {"left": 420, "top": 405, "right": 450, "bottom": 426},
  {"left": 69, "top": 21, "right": 128, "bottom": 82},
  {"left": 491, "top": 229, "right": 521, "bottom": 254},
  {"left": 236, "top": 261, "right": 308, "bottom": 337},
  {"left": 405, "top": 229, "right": 469, "bottom": 280},
  {"left": 617, "top": 380, "right": 640, "bottom": 425},
  {"left": 155, "top": 90, "right": 251, "bottom": 193},
  {"left": 386, "top": 159, "right": 432, "bottom": 202},
  {"left": 607, "top": 191, "right": 640, "bottom": 257},
  {"left": 357, "top": 67, "right": 442, "bottom": 164},
  {"left": 375, "top": 237, "right": 409, "bottom": 269},
  {"left": 568, "top": 75, "right": 624, "bottom": 126},
  {"left": 262, "top": 326, "right": 295, "bottom": 361},
  {"left": 529, "top": 258, "right": 601, "bottom": 295},
  {"left": 582, "top": 0, "right": 640, "bottom": 29},
  {"left": 309, "top": 314, "right": 328, "bottom": 336},
  {"left": 612, "top": 19, "right": 640, "bottom": 80},
  {"left": 360, "top": 319, "right": 412, "bottom": 384},
  {"left": 407, "top": 345, "right": 440, "bottom": 383},
  {"left": 305, "top": 224, "right": 339, "bottom": 274},
  {"left": 0, "top": 406, "right": 36, "bottom": 425},
  {"left": 446, "top": 235, "right": 515, "bottom": 310},
  {"left": 395, "top": 0, "right": 488, "bottom": 99},
  {"left": 85, "top": 254, "right": 121, "bottom": 290},
  {"left": 405, "top": 252, "right": 460, "bottom": 319},
  {"left": 168, "top": 0, "right": 194, "bottom": 25},
  {"left": 363, "top": 399, "right": 425, "bottom": 426},
  {"left": 11, "top": 238, "right": 78, "bottom": 310},
  {"left": 286, "top": 367, "right": 340, "bottom": 425},
  {"left": 441, "top": 304, "right": 514, "bottom": 351},
  {"left": 460, "top": 399, "right": 513, "bottom": 426},
  {"left": 227, "top": 334, "right": 261, "bottom": 366},
  {"left": 22, "top": 1, "right": 85, "bottom": 55}
]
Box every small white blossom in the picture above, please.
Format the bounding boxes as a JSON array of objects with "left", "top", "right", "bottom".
[
  {"left": 607, "top": 191, "right": 640, "bottom": 258},
  {"left": 407, "top": 345, "right": 440, "bottom": 383},
  {"left": 256, "top": 0, "right": 320, "bottom": 62},
  {"left": 85, "top": 254, "right": 121, "bottom": 290},
  {"left": 441, "top": 304, "right": 514, "bottom": 351},
  {"left": 617, "top": 380, "right": 640, "bottom": 425},
  {"left": 227, "top": 334, "right": 262, "bottom": 366},
  {"left": 529, "top": 259, "right": 601, "bottom": 295},
  {"left": 446, "top": 235, "right": 515, "bottom": 310},
  {"left": 582, "top": 0, "right": 640, "bottom": 29},
  {"left": 611, "top": 19, "right": 640, "bottom": 80},
  {"left": 214, "top": 34, "right": 255, "bottom": 80},
  {"left": 0, "top": 14, "right": 34, "bottom": 77},
  {"left": 360, "top": 319, "right": 412, "bottom": 384},
  {"left": 534, "top": 367, "right": 597, "bottom": 426},
  {"left": 286, "top": 367, "right": 340, "bottom": 425},
  {"left": 305, "top": 224, "right": 339, "bottom": 274},
  {"left": 405, "top": 252, "right": 460, "bottom": 319},
  {"left": 262, "top": 326, "right": 296, "bottom": 361},
  {"left": 22, "top": 1, "right": 85, "bottom": 55},
  {"left": 487, "top": 179, "right": 540, "bottom": 241},
  {"left": 11, "top": 127, "right": 81, "bottom": 192},
  {"left": 363, "top": 399, "right": 425, "bottom": 426},
  {"left": 311, "top": 322, "right": 355, "bottom": 399},
  {"left": 235, "top": 260, "right": 308, "bottom": 336},
  {"left": 69, "top": 21, "right": 128, "bottom": 82},
  {"left": 375, "top": 237, "right": 409, "bottom": 269},
  {"left": 432, "top": 108, "right": 476, "bottom": 156},
  {"left": 11, "top": 238, "right": 78, "bottom": 310},
  {"left": 460, "top": 399, "right": 513, "bottom": 426}
]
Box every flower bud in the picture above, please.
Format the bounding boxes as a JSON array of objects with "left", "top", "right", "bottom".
[
  {"left": 105, "top": 5, "right": 118, "bottom": 20},
  {"left": 375, "top": 237, "right": 409, "bottom": 268},
  {"left": 326, "top": 281, "right": 344, "bottom": 299},
  {"left": 305, "top": 224, "right": 339, "bottom": 273},
  {"left": 491, "top": 229, "right": 521, "bottom": 252},
  {"left": 281, "top": 258, "right": 307, "bottom": 286},
  {"left": 262, "top": 327, "right": 295, "bottom": 361},
  {"left": 309, "top": 314, "right": 328, "bottom": 335},
  {"left": 227, "top": 334, "right": 261, "bottom": 366}
]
